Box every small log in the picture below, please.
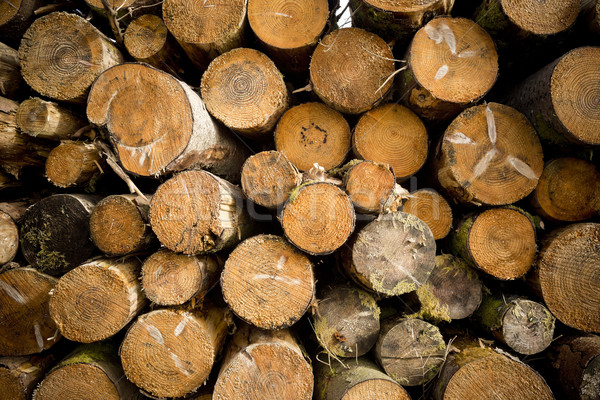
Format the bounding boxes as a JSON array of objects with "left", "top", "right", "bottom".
[
  {"left": 16, "top": 98, "right": 87, "bottom": 141},
  {"left": 342, "top": 211, "right": 436, "bottom": 296},
  {"left": 49, "top": 258, "right": 147, "bottom": 343},
  {"left": 0, "top": 210, "right": 18, "bottom": 265},
  {"left": 18, "top": 12, "right": 124, "bottom": 104},
  {"left": 280, "top": 182, "right": 355, "bottom": 255},
  {"left": 0, "top": 42, "right": 21, "bottom": 99},
  {"left": 240, "top": 150, "right": 302, "bottom": 209},
  {"left": 0, "top": 0, "right": 40, "bottom": 43},
  {"left": 0, "top": 352, "right": 57, "bottom": 400},
  {"left": 0, "top": 267, "right": 60, "bottom": 356},
  {"left": 200, "top": 48, "right": 289, "bottom": 139},
  {"left": 247, "top": 0, "right": 329, "bottom": 73},
  {"left": 120, "top": 306, "right": 232, "bottom": 398},
  {"left": 274, "top": 102, "right": 351, "bottom": 171},
  {"left": 20, "top": 194, "right": 99, "bottom": 275},
  {"left": 402, "top": 189, "right": 452, "bottom": 240},
  {"left": 221, "top": 234, "right": 315, "bottom": 329},
  {"left": 353, "top": 103, "right": 428, "bottom": 180},
  {"left": 87, "top": 63, "right": 248, "bottom": 179},
  {"left": 213, "top": 323, "right": 313, "bottom": 400},
  {"left": 344, "top": 160, "right": 396, "bottom": 214},
  {"left": 149, "top": 170, "right": 251, "bottom": 254},
  {"left": 400, "top": 16, "right": 498, "bottom": 120},
  {"left": 312, "top": 282, "right": 380, "bottom": 358},
  {"left": 435, "top": 102, "right": 543, "bottom": 205},
  {"left": 89, "top": 194, "right": 155, "bottom": 256},
  {"left": 141, "top": 249, "right": 220, "bottom": 306},
  {"left": 45, "top": 141, "right": 104, "bottom": 188},
  {"left": 310, "top": 27, "right": 395, "bottom": 114}
]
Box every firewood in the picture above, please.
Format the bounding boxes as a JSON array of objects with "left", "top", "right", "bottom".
[
  {"left": 402, "top": 189, "right": 452, "bottom": 240},
  {"left": 0, "top": 42, "right": 21, "bottom": 99},
  {"left": 16, "top": 98, "right": 87, "bottom": 141},
  {"left": 45, "top": 141, "right": 103, "bottom": 188},
  {"left": 344, "top": 160, "right": 396, "bottom": 214},
  {"left": 0, "top": 211, "right": 18, "bottom": 265},
  {"left": 18, "top": 12, "right": 124, "bottom": 104},
  {"left": 0, "top": 352, "right": 57, "bottom": 400},
  {"left": 0, "top": 0, "right": 40, "bottom": 43}
]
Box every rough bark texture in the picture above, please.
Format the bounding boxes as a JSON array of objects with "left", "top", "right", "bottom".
[
  {"left": 16, "top": 97, "right": 87, "bottom": 141},
  {"left": 0, "top": 42, "right": 21, "bottom": 99},
  {"left": 0, "top": 0, "right": 41, "bottom": 43}
]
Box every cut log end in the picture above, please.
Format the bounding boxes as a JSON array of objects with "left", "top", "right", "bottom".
[
  {"left": 45, "top": 141, "right": 102, "bottom": 188},
  {"left": 345, "top": 161, "right": 396, "bottom": 214},
  {"left": 402, "top": 189, "right": 452, "bottom": 240},
  {"left": 501, "top": 299, "right": 555, "bottom": 355},
  {"left": 0, "top": 211, "right": 19, "bottom": 265},
  {"left": 500, "top": 0, "right": 579, "bottom": 35},
  {"left": 124, "top": 14, "right": 169, "bottom": 60},
  {"left": 0, "top": 367, "right": 25, "bottom": 400},
  {"left": 16, "top": 98, "right": 86, "bottom": 140},
  {"left": 34, "top": 364, "right": 120, "bottom": 400}
]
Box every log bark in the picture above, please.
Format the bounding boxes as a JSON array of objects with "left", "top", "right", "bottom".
[
  {"left": 0, "top": 42, "right": 21, "bottom": 99},
  {"left": 0, "top": 352, "right": 57, "bottom": 400},
  {"left": 0, "top": 267, "right": 60, "bottom": 356},
  {"left": 45, "top": 141, "right": 104, "bottom": 188},
  {"left": 87, "top": 62, "right": 248, "bottom": 180},
  {"left": 141, "top": 249, "right": 221, "bottom": 306},
  {"left": 120, "top": 305, "right": 232, "bottom": 398},
  {"left": 435, "top": 102, "right": 543, "bottom": 205},
  {"left": 16, "top": 97, "right": 87, "bottom": 141},
  {"left": 149, "top": 169, "right": 251, "bottom": 254},
  {"left": 0, "top": 210, "right": 18, "bottom": 265},
  {"left": 344, "top": 160, "right": 396, "bottom": 214},
  {"left": 221, "top": 234, "right": 315, "bottom": 329},
  {"left": 0, "top": 0, "right": 41, "bottom": 44},
  {"left": 213, "top": 323, "right": 313, "bottom": 400},
  {"left": 275, "top": 102, "right": 351, "bottom": 171},
  {"left": 18, "top": 12, "right": 124, "bottom": 104},
  {"left": 399, "top": 16, "right": 498, "bottom": 120},
  {"left": 84, "top": 0, "right": 161, "bottom": 22},
  {"left": 0, "top": 201, "right": 29, "bottom": 222},
  {"left": 402, "top": 189, "right": 452, "bottom": 240},
  {"left": 310, "top": 27, "right": 395, "bottom": 114}
]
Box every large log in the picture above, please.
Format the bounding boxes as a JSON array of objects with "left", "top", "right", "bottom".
[
  {"left": 0, "top": 352, "right": 57, "bottom": 400},
  {"left": 16, "top": 98, "right": 87, "bottom": 141},
  {"left": 0, "top": 43, "right": 21, "bottom": 99}
]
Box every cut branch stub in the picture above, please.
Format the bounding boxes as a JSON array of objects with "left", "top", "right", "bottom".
[{"left": 402, "top": 189, "right": 453, "bottom": 240}]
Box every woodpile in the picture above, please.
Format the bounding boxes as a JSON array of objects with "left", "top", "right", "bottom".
[{"left": 1, "top": 1, "right": 600, "bottom": 399}]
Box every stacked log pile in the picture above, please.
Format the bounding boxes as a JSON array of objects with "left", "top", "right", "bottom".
[{"left": 0, "top": 0, "right": 599, "bottom": 399}]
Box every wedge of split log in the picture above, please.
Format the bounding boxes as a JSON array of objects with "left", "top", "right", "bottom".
[
  {"left": 18, "top": 12, "right": 124, "bottom": 104},
  {"left": 506, "top": 47, "right": 600, "bottom": 146},
  {"left": 150, "top": 169, "right": 251, "bottom": 254},
  {"left": 435, "top": 102, "right": 543, "bottom": 205},
  {"left": 45, "top": 141, "right": 103, "bottom": 188},
  {"left": 0, "top": 0, "right": 40, "bottom": 43},
  {"left": 0, "top": 352, "right": 57, "bottom": 400},
  {"left": 200, "top": 48, "right": 289, "bottom": 139},
  {"left": 310, "top": 28, "right": 395, "bottom": 114},
  {"left": 400, "top": 17, "right": 498, "bottom": 120},
  {"left": 16, "top": 98, "right": 87, "bottom": 141},
  {"left": 344, "top": 161, "right": 396, "bottom": 214},
  {"left": 213, "top": 323, "right": 313, "bottom": 400},
  {"left": 221, "top": 234, "right": 315, "bottom": 329},
  {"left": 0, "top": 210, "right": 18, "bottom": 265},
  {"left": 120, "top": 305, "right": 231, "bottom": 398},
  {"left": 87, "top": 63, "right": 247, "bottom": 179},
  {"left": 402, "top": 189, "right": 452, "bottom": 240},
  {"left": 0, "top": 267, "right": 59, "bottom": 356},
  {"left": 0, "top": 43, "right": 21, "bottom": 99}
]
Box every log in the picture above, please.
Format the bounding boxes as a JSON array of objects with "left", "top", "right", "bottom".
[
  {"left": 0, "top": 267, "right": 59, "bottom": 356},
  {"left": 505, "top": 46, "right": 600, "bottom": 146},
  {"left": 402, "top": 189, "right": 452, "bottom": 240},
  {"left": 48, "top": 258, "right": 147, "bottom": 343},
  {"left": 120, "top": 305, "right": 232, "bottom": 398},
  {"left": 141, "top": 249, "right": 221, "bottom": 306},
  {"left": 84, "top": 0, "right": 161, "bottom": 21},
  {"left": 149, "top": 169, "right": 251, "bottom": 254},
  {"left": 18, "top": 12, "right": 124, "bottom": 104},
  {"left": 89, "top": 194, "right": 155, "bottom": 256},
  {"left": 20, "top": 194, "right": 99, "bottom": 275},
  {"left": 0, "top": 201, "right": 28, "bottom": 222},
  {"left": 0, "top": 210, "right": 18, "bottom": 265},
  {"left": 280, "top": 182, "right": 355, "bottom": 255},
  {"left": 162, "top": 0, "right": 247, "bottom": 70},
  {"left": 221, "top": 234, "right": 315, "bottom": 329},
  {"left": 344, "top": 160, "right": 396, "bottom": 214},
  {"left": 87, "top": 63, "right": 247, "bottom": 179},
  {"left": 45, "top": 141, "right": 104, "bottom": 188},
  {"left": 587, "top": 0, "right": 600, "bottom": 36},
  {"left": 200, "top": 48, "right": 290, "bottom": 139},
  {"left": 342, "top": 211, "right": 436, "bottom": 296},
  {"left": 0, "top": 352, "right": 57, "bottom": 400},
  {"left": 435, "top": 102, "right": 543, "bottom": 205},
  {"left": 399, "top": 16, "right": 498, "bottom": 120},
  {"left": 274, "top": 102, "right": 351, "bottom": 171},
  {"left": 213, "top": 323, "right": 313, "bottom": 400},
  {"left": 312, "top": 282, "right": 380, "bottom": 358},
  {"left": 16, "top": 97, "right": 87, "bottom": 141},
  {"left": 0, "top": 0, "right": 40, "bottom": 44},
  {"left": 353, "top": 103, "right": 428, "bottom": 180},
  {"left": 310, "top": 27, "right": 395, "bottom": 114},
  {"left": 0, "top": 42, "right": 21, "bottom": 99},
  {"left": 247, "top": 0, "right": 329, "bottom": 73},
  {"left": 240, "top": 150, "right": 302, "bottom": 209}
]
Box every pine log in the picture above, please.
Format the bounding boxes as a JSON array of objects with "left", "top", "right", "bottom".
[
  {"left": 312, "top": 282, "right": 380, "bottom": 358},
  {"left": 0, "top": 0, "right": 40, "bottom": 43},
  {"left": 89, "top": 194, "right": 155, "bottom": 256},
  {"left": 344, "top": 160, "right": 396, "bottom": 214},
  {"left": 402, "top": 189, "right": 452, "bottom": 240},
  {"left": 49, "top": 258, "right": 147, "bottom": 343},
  {"left": 0, "top": 42, "right": 21, "bottom": 99},
  {"left": 399, "top": 17, "right": 498, "bottom": 120},
  {"left": 353, "top": 103, "right": 428, "bottom": 180},
  {"left": 87, "top": 63, "right": 248, "bottom": 179},
  {"left": 435, "top": 102, "right": 543, "bottom": 205},
  {"left": 0, "top": 352, "right": 57, "bottom": 400},
  {"left": 0, "top": 267, "right": 60, "bottom": 356},
  {"left": 141, "top": 249, "right": 221, "bottom": 306},
  {"left": 18, "top": 12, "right": 124, "bottom": 104},
  {"left": 505, "top": 46, "right": 600, "bottom": 146},
  {"left": 213, "top": 323, "right": 313, "bottom": 400},
  {"left": 149, "top": 169, "right": 251, "bottom": 254},
  {"left": 342, "top": 211, "right": 436, "bottom": 296},
  {"left": 280, "top": 182, "right": 355, "bottom": 255},
  {"left": 162, "top": 0, "right": 247, "bottom": 70},
  {"left": 120, "top": 306, "right": 232, "bottom": 398},
  {"left": 247, "top": 0, "right": 329, "bottom": 73},
  {"left": 0, "top": 211, "right": 18, "bottom": 265},
  {"left": 221, "top": 234, "right": 315, "bottom": 329},
  {"left": 275, "top": 102, "right": 351, "bottom": 171},
  {"left": 20, "top": 194, "right": 99, "bottom": 275},
  {"left": 240, "top": 150, "right": 302, "bottom": 209},
  {"left": 532, "top": 222, "right": 600, "bottom": 332},
  {"left": 200, "top": 48, "right": 289, "bottom": 139},
  {"left": 16, "top": 98, "right": 87, "bottom": 141},
  {"left": 45, "top": 141, "right": 104, "bottom": 188}
]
